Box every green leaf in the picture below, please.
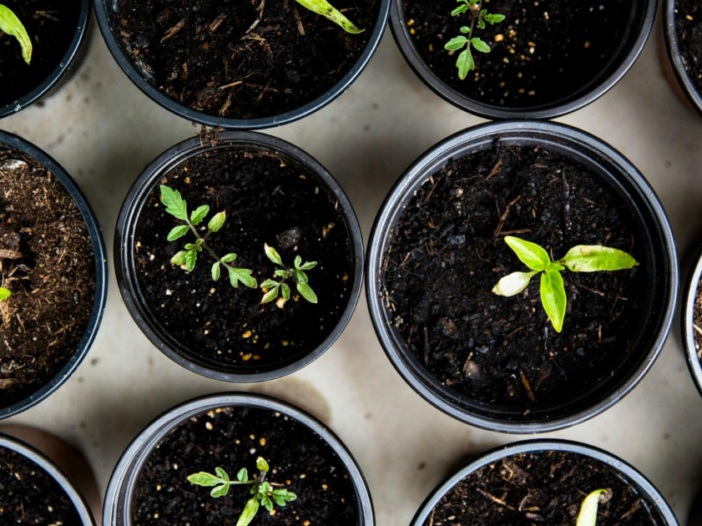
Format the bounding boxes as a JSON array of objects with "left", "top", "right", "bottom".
[
  {"left": 459, "top": 26, "right": 470, "bottom": 34},
  {"left": 484, "top": 13, "right": 506, "bottom": 24},
  {"left": 471, "top": 37, "right": 491, "bottom": 53},
  {"left": 300, "top": 261, "right": 317, "bottom": 270},
  {"left": 540, "top": 269, "right": 567, "bottom": 333},
  {"left": 261, "top": 495, "right": 274, "bottom": 511},
  {"left": 187, "top": 472, "right": 222, "bottom": 487},
  {"left": 211, "top": 484, "right": 230, "bottom": 498},
  {"left": 504, "top": 236, "right": 551, "bottom": 271},
  {"left": 576, "top": 489, "right": 609, "bottom": 526},
  {"left": 257, "top": 457, "right": 270, "bottom": 473},
  {"left": 215, "top": 467, "right": 230, "bottom": 482},
  {"left": 293, "top": 269, "right": 308, "bottom": 284},
  {"left": 478, "top": 18, "right": 485, "bottom": 29},
  {"left": 170, "top": 251, "right": 187, "bottom": 266},
  {"left": 212, "top": 262, "right": 221, "bottom": 281},
  {"left": 258, "top": 482, "right": 272, "bottom": 496},
  {"left": 185, "top": 250, "right": 198, "bottom": 272},
  {"left": 272, "top": 489, "right": 297, "bottom": 505},
  {"left": 260, "top": 279, "right": 279, "bottom": 289},
  {"left": 167, "top": 224, "right": 189, "bottom": 241},
  {"left": 261, "top": 287, "right": 279, "bottom": 304},
  {"left": 559, "top": 246, "right": 639, "bottom": 273},
  {"left": 0, "top": 288, "right": 10, "bottom": 302},
  {"left": 236, "top": 497, "right": 261, "bottom": 526},
  {"left": 191, "top": 205, "right": 210, "bottom": 226},
  {"left": 456, "top": 47, "right": 474, "bottom": 80},
  {"left": 0, "top": 5, "right": 32, "bottom": 65},
  {"left": 221, "top": 253, "right": 237, "bottom": 263},
  {"left": 237, "top": 468, "right": 248, "bottom": 483},
  {"left": 264, "top": 244, "right": 283, "bottom": 266},
  {"left": 297, "top": 282, "right": 318, "bottom": 304},
  {"left": 294, "top": 0, "right": 364, "bottom": 34},
  {"left": 208, "top": 212, "right": 226, "bottom": 233},
  {"left": 275, "top": 269, "right": 289, "bottom": 278},
  {"left": 227, "top": 266, "right": 257, "bottom": 289},
  {"left": 492, "top": 271, "right": 539, "bottom": 297},
  {"left": 160, "top": 185, "right": 188, "bottom": 221},
  {"left": 294, "top": 255, "right": 302, "bottom": 269},
  {"left": 451, "top": 4, "right": 468, "bottom": 15},
  {"left": 281, "top": 283, "right": 291, "bottom": 300},
  {"left": 445, "top": 36, "right": 468, "bottom": 51}
]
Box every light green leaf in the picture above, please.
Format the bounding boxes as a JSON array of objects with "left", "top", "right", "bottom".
[
  {"left": 236, "top": 497, "right": 260, "bottom": 526},
  {"left": 208, "top": 212, "right": 226, "bottom": 233},
  {"left": 211, "top": 484, "right": 230, "bottom": 498},
  {"left": 237, "top": 468, "right": 248, "bottom": 483},
  {"left": 264, "top": 244, "right": 283, "bottom": 266},
  {"left": 191, "top": 205, "right": 210, "bottom": 226},
  {"left": 451, "top": 4, "right": 468, "bottom": 15},
  {"left": 559, "top": 245, "right": 639, "bottom": 273},
  {"left": 275, "top": 269, "right": 289, "bottom": 278},
  {"left": 576, "top": 489, "right": 609, "bottom": 526},
  {"left": 297, "top": 282, "right": 318, "bottom": 304},
  {"left": 540, "top": 269, "right": 567, "bottom": 333},
  {"left": 299, "top": 261, "right": 317, "bottom": 270},
  {"left": 456, "top": 47, "right": 474, "bottom": 80},
  {"left": 261, "top": 495, "right": 274, "bottom": 511},
  {"left": 0, "top": 5, "right": 32, "bottom": 65},
  {"left": 185, "top": 249, "right": 197, "bottom": 272},
  {"left": 260, "top": 279, "right": 279, "bottom": 289},
  {"left": 167, "top": 224, "right": 189, "bottom": 241},
  {"left": 471, "top": 37, "right": 491, "bottom": 53},
  {"left": 160, "top": 185, "right": 188, "bottom": 221},
  {"left": 261, "top": 287, "right": 279, "bottom": 304},
  {"left": 445, "top": 36, "right": 468, "bottom": 51},
  {"left": 170, "top": 251, "right": 187, "bottom": 266},
  {"left": 281, "top": 283, "right": 291, "bottom": 300},
  {"left": 294, "top": 0, "right": 364, "bottom": 34},
  {"left": 492, "top": 271, "right": 538, "bottom": 297},
  {"left": 214, "top": 467, "right": 229, "bottom": 482},
  {"left": 294, "top": 255, "right": 302, "bottom": 269},
  {"left": 227, "top": 267, "right": 257, "bottom": 289},
  {"left": 504, "top": 236, "right": 551, "bottom": 271},
  {"left": 221, "top": 253, "right": 237, "bottom": 263},
  {"left": 271, "top": 489, "right": 297, "bottom": 506},
  {"left": 212, "top": 262, "right": 221, "bottom": 281},
  {"left": 187, "top": 472, "right": 221, "bottom": 487},
  {"left": 257, "top": 457, "right": 270, "bottom": 473},
  {"left": 293, "top": 269, "right": 308, "bottom": 284},
  {"left": 0, "top": 287, "right": 10, "bottom": 302},
  {"left": 484, "top": 13, "right": 506, "bottom": 24}
]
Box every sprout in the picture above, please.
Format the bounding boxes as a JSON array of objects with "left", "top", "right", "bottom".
[
  {"left": 0, "top": 4, "right": 32, "bottom": 64},
  {"left": 260, "top": 244, "right": 318, "bottom": 306},
  {"left": 577, "top": 489, "right": 612, "bottom": 526},
  {"left": 295, "top": 0, "right": 364, "bottom": 34}
]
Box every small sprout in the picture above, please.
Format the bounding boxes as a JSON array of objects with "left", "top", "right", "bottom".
[
  {"left": 260, "top": 244, "right": 318, "bottom": 306},
  {"left": 445, "top": 0, "right": 505, "bottom": 79},
  {"left": 161, "top": 185, "right": 257, "bottom": 289},
  {"left": 0, "top": 288, "right": 10, "bottom": 302},
  {"left": 188, "top": 458, "right": 297, "bottom": 526},
  {"left": 0, "top": 4, "right": 32, "bottom": 64},
  {"left": 295, "top": 0, "right": 364, "bottom": 34},
  {"left": 493, "top": 236, "right": 639, "bottom": 333},
  {"left": 577, "top": 489, "right": 611, "bottom": 526}
]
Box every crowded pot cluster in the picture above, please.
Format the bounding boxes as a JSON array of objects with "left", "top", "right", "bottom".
[{"left": 0, "top": 0, "right": 698, "bottom": 524}]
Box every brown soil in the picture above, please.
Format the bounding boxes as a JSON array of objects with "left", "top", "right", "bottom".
[
  {"left": 675, "top": 0, "right": 702, "bottom": 95},
  {"left": 694, "top": 283, "right": 702, "bottom": 359},
  {"left": 133, "top": 406, "right": 359, "bottom": 526},
  {"left": 113, "top": 0, "right": 379, "bottom": 119},
  {"left": 0, "top": 148, "right": 96, "bottom": 409},
  {"left": 425, "top": 451, "right": 663, "bottom": 526}
]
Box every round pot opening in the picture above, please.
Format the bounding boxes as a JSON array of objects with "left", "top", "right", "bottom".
[
  {"left": 103, "top": 393, "right": 374, "bottom": 526},
  {"left": 411, "top": 440, "right": 678, "bottom": 526},
  {"left": 115, "top": 131, "right": 364, "bottom": 382},
  {"left": 367, "top": 121, "right": 677, "bottom": 433},
  {"left": 93, "top": 0, "right": 390, "bottom": 129},
  {"left": 390, "top": 0, "right": 657, "bottom": 120},
  {"left": 0, "top": 131, "right": 107, "bottom": 420},
  {"left": 682, "top": 247, "right": 702, "bottom": 397}
]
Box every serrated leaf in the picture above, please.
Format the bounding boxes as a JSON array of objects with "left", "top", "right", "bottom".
[
  {"left": 471, "top": 37, "right": 491, "bottom": 53},
  {"left": 160, "top": 185, "right": 188, "bottom": 221},
  {"left": 281, "top": 283, "right": 291, "bottom": 300},
  {"left": 185, "top": 250, "right": 197, "bottom": 272},
  {"left": 456, "top": 47, "right": 474, "bottom": 80},
  {"left": 272, "top": 488, "right": 297, "bottom": 502},
  {"left": 445, "top": 36, "right": 468, "bottom": 51},
  {"left": 0, "top": 5, "right": 32, "bottom": 64},
  {"left": 212, "top": 262, "right": 221, "bottom": 281},
  {"left": 294, "top": 0, "right": 364, "bottom": 34},
  {"left": 300, "top": 261, "right": 317, "bottom": 270},
  {"left": 211, "top": 484, "right": 230, "bottom": 498},
  {"left": 261, "top": 287, "right": 279, "bottom": 304},
  {"left": 221, "top": 253, "right": 237, "bottom": 263},
  {"left": 187, "top": 472, "right": 222, "bottom": 487},
  {"left": 208, "top": 212, "right": 226, "bottom": 232},
  {"left": 170, "top": 251, "right": 188, "bottom": 266},
  {"left": 297, "top": 282, "right": 318, "bottom": 304},
  {"left": 485, "top": 13, "right": 506, "bottom": 24},
  {"left": 257, "top": 458, "right": 270, "bottom": 473},
  {"left": 167, "top": 224, "right": 189, "bottom": 241},
  {"left": 191, "top": 205, "right": 210, "bottom": 226},
  {"left": 540, "top": 269, "right": 567, "bottom": 333},
  {"left": 236, "top": 497, "right": 260, "bottom": 526},
  {"left": 227, "top": 266, "right": 257, "bottom": 289},
  {"left": 504, "top": 236, "right": 551, "bottom": 271},
  {"left": 237, "top": 468, "right": 248, "bottom": 482},
  {"left": 0, "top": 288, "right": 10, "bottom": 302},
  {"left": 577, "top": 489, "right": 609, "bottom": 526},
  {"left": 264, "top": 244, "right": 283, "bottom": 266},
  {"left": 215, "top": 467, "right": 230, "bottom": 482},
  {"left": 260, "top": 279, "right": 279, "bottom": 289},
  {"left": 559, "top": 246, "right": 639, "bottom": 273},
  {"left": 261, "top": 495, "right": 273, "bottom": 511},
  {"left": 492, "top": 271, "right": 538, "bottom": 297}
]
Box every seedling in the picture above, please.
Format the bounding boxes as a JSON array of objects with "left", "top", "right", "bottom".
[
  {"left": 0, "top": 4, "right": 32, "bottom": 64},
  {"left": 444, "top": 0, "right": 505, "bottom": 79},
  {"left": 161, "top": 185, "right": 257, "bottom": 289},
  {"left": 295, "top": 0, "right": 364, "bottom": 34},
  {"left": 188, "top": 457, "right": 297, "bottom": 526},
  {"left": 0, "top": 288, "right": 10, "bottom": 302},
  {"left": 493, "top": 236, "right": 639, "bottom": 333},
  {"left": 576, "top": 489, "right": 611, "bottom": 526},
  {"left": 260, "top": 244, "right": 318, "bottom": 306}
]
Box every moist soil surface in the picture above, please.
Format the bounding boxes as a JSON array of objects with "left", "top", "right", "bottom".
[
  {"left": 0, "top": 445, "right": 82, "bottom": 525},
  {"left": 403, "top": 0, "right": 635, "bottom": 109},
  {"left": 382, "top": 144, "right": 647, "bottom": 412},
  {"left": 675, "top": 0, "right": 702, "bottom": 95},
  {"left": 0, "top": 148, "right": 96, "bottom": 409},
  {"left": 113, "top": 0, "right": 379, "bottom": 119},
  {"left": 133, "top": 405, "right": 359, "bottom": 526},
  {"left": 425, "top": 451, "right": 663, "bottom": 526},
  {"left": 0, "top": 0, "right": 82, "bottom": 108},
  {"left": 134, "top": 146, "right": 354, "bottom": 373}
]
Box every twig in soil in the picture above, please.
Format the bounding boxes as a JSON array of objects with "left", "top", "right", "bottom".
[
  {"left": 292, "top": 2, "right": 306, "bottom": 36},
  {"left": 486, "top": 158, "right": 503, "bottom": 179},
  {"left": 572, "top": 282, "right": 605, "bottom": 297},
  {"left": 476, "top": 488, "right": 515, "bottom": 510},
  {"left": 694, "top": 324, "right": 702, "bottom": 336},
  {"left": 493, "top": 195, "right": 521, "bottom": 237},
  {"left": 245, "top": 0, "right": 266, "bottom": 34},
  {"left": 519, "top": 370, "right": 536, "bottom": 402}
]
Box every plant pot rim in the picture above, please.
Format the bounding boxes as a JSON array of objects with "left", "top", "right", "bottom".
[
  {"left": 103, "top": 392, "right": 375, "bottom": 526},
  {"left": 115, "top": 130, "right": 364, "bottom": 383},
  {"left": 682, "top": 246, "right": 702, "bottom": 396},
  {"left": 0, "top": 433, "right": 96, "bottom": 525},
  {"left": 366, "top": 120, "right": 678, "bottom": 434},
  {"left": 663, "top": 0, "right": 702, "bottom": 117},
  {"left": 0, "top": 0, "right": 91, "bottom": 119},
  {"left": 410, "top": 439, "right": 679, "bottom": 526},
  {"left": 92, "top": 0, "right": 390, "bottom": 130},
  {"left": 389, "top": 0, "right": 657, "bottom": 120},
  {"left": 0, "top": 131, "right": 108, "bottom": 420}
]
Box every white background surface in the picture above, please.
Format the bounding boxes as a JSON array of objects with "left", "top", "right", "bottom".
[{"left": 2, "top": 9, "right": 702, "bottom": 526}]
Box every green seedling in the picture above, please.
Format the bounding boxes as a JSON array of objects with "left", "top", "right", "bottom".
[
  {"left": 0, "top": 288, "right": 10, "bottom": 302},
  {"left": 260, "top": 244, "right": 317, "bottom": 306},
  {"left": 444, "top": 0, "right": 505, "bottom": 79},
  {"left": 295, "top": 0, "right": 364, "bottom": 34},
  {"left": 188, "top": 457, "right": 297, "bottom": 526},
  {"left": 0, "top": 5, "right": 32, "bottom": 64},
  {"left": 493, "top": 236, "right": 639, "bottom": 333},
  {"left": 576, "top": 489, "right": 611, "bottom": 526},
  {"left": 161, "top": 185, "right": 257, "bottom": 289}
]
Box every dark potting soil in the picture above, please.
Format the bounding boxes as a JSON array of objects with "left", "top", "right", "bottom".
[
  {"left": 0, "top": 446, "right": 82, "bottom": 525},
  {"left": 424, "top": 451, "right": 663, "bottom": 526},
  {"left": 693, "top": 283, "right": 702, "bottom": 361},
  {"left": 133, "top": 406, "right": 359, "bottom": 526},
  {"left": 403, "top": 0, "right": 635, "bottom": 108},
  {"left": 675, "top": 0, "right": 702, "bottom": 95},
  {"left": 382, "top": 144, "right": 647, "bottom": 411},
  {"left": 113, "top": 0, "right": 379, "bottom": 119},
  {"left": 0, "top": 149, "right": 96, "bottom": 409},
  {"left": 0, "top": 0, "right": 82, "bottom": 107},
  {"left": 134, "top": 146, "right": 354, "bottom": 372}
]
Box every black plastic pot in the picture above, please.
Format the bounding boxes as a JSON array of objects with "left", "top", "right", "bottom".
[
  {"left": 115, "top": 131, "right": 364, "bottom": 382},
  {"left": 663, "top": 0, "right": 702, "bottom": 117},
  {"left": 682, "top": 247, "right": 702, "bottom": 397},
  {"left": 411, "top": 439, "right": 678, "bottom": 526},
  {"left": 0, "top": 131, "right": 108, "bottom": 420},
  {"left": 0, "top": 433, "right": 96, "bottom": 525},
  {"left": 93, "top": 0, "right": 390, "bottom": 129},
  {"left": 366, "top": 121, "right": 678, "bottom": 433},
  {"left": 103, "top": 392, "right": 374, "bottom": 526},
  {"left": 0, "top": 0, "right": 91, "bottom": 119},
  {"left": 390, "top": 0, "right": 657, "bottom": 120}
]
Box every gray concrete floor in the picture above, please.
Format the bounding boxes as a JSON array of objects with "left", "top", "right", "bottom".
[{"left": 2, "top": 11, "right": 702, "bottom": 526}]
